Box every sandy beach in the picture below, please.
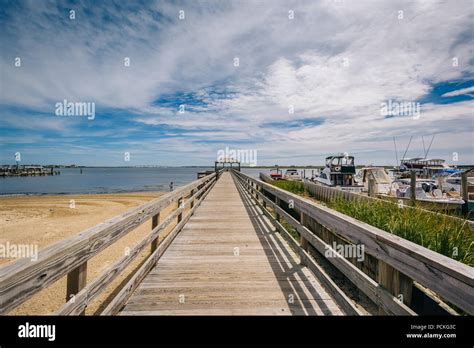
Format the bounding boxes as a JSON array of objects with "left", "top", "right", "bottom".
[{"left": 0, "top": 191, "right": 173, "bottom": 315}]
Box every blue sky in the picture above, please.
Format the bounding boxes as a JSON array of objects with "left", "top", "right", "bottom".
[{"left": 0, "top": 0, "right": 473, "bottom": 166}]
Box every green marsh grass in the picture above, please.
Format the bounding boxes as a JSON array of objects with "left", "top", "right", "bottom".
[
  {"left": 269, "top": 180, "right": 473, "bottom": 266},
  {"left": 329, "top": 198, "right": 473, "bottom": 266},
  {"left": 271, "top": 180, "right": 306, "bottom": 194}
]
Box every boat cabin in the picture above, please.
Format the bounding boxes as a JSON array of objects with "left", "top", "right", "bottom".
[
  {"left": 315, "top": 154, "right": 358, "bottom": 187},
  {"left": 399, "top": 158, "right": 462, "bottom": 178}
]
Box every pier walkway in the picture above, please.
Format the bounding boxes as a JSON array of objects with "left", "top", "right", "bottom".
[
  {"left": 120, "top": 172, "right": 342, "bottom": 315},
  {"left": 1, "top": 170, "right": 472, "bottom": 316}
]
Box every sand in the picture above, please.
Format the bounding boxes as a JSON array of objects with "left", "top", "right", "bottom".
[{"left": 0, "top": 191, "right": 176, "bottom": 315}]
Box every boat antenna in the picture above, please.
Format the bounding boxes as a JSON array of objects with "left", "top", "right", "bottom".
[
  {"left": 393, "top": 137, "right": 399, "bottom": 167},
  {"left": 421, "top": 136, "right": 426, "bottom": 158},
  {"left": 425, "top": 134, "right": 436, "bottom": 158},
  {"left": 401, "top": 136, "right": 412, "bottom": 161}
]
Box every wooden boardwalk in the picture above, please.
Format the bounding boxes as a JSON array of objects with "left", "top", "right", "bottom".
[
  {"left": 2, "top": 170, "right": 471, "bottom": 316},
  {"left": 120, "top": 172, "right": 343, "bottom": 315}
]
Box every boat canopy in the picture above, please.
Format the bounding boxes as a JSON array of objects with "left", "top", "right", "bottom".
[
  {"left": 401, "top": 158, "right": 445, "bottom": 166},
  {"left": 362, "top": 167, "right": 391, "bottom": 184},
  {"left": 325, "top": 155, "right": 354, "bottom": 167}
]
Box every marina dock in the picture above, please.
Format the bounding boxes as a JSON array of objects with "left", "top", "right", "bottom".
[
  {"left": 0, "top": 165, "right": 58, "bottom": 177},
  {"left": 0, "top": 169, "right": 472, "bottom": 316}
]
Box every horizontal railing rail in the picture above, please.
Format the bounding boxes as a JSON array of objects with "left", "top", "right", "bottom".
[
  {"left": 0, "top": 171, "right": 219, "bottom": 314},
  {"left": 261, "top": 172, "right": 473, "bottom": 227},
  {"left": 233, "top": 173, "right": 364, "bottom": 315},
  {"left": 233, "top": 170, "right": 474, "bottom": 315}
]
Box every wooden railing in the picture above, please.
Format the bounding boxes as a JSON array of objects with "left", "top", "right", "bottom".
[
  {"left": 233, "top": 170, "right": 474, "bottom": 315},
  {"left": 0, "top": 172, "right": 219, "bottom": 315},
  {"left": 261, "top": 172, "right": 473, "bottom": 226}
]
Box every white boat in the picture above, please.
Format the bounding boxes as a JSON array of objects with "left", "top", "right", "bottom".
[
  {"left": 312, "top": 154, "right": 363, "bottom": 192},
  {"left": 284, "top": 169, "right": 302, "bottom": 181},
  {"left": 442, "top": 172, "right": 463, "bottom": 192},
  {"left": 399, "top": 158, "right": 462, "bottom": 178},
  {"left": 392, "top": 178, "right": 464, "bottom": 205}
]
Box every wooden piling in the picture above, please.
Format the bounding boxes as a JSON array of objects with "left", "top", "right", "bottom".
[
  {"left": 368, "top": 176, "right": 376, "bottom": 197},
  {"left": 461, "top": 172, "right": 469, "bottom": 216},
  {"left": 410, "top": 171, "right": 416, "bottom": 205}
]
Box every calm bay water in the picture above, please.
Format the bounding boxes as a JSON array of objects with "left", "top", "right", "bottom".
[{"left": 0, "top": 167, "right": 264, "bottom": 195}]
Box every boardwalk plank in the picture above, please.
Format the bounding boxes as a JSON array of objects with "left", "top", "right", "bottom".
[{"left": 120, "top": 172, "right": 343, "bottom": 316}]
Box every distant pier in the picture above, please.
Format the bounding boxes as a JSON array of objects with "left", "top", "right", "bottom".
[{"left": 0, "top": 165, "right": 59, "bottom": 177}]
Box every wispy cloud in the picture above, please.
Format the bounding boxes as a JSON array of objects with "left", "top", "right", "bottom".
[{"left": 442, "top": 86, "right": 474, "bottom": 97}]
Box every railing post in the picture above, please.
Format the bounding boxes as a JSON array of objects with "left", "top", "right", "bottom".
[
  {"left": 275, "top": 197, "right": 281, "bottom": 221},
  {"left": 299, "top": 211, "right": 309, "bottom": 251},
  {"left": 461, "top": 172, "right": 469, "bottom": 216},
  {"left": 190, "top": 189, "right": 195, "bottom": 209},
  {"left": 177, "top": 197, "right": 183, "bottom": 223},
  {"left": 377, "top": 260, "right": 413, "bottom": 314},
  {"left": 151, "top": 212, "right": 160, "bottom": 252},
  {"left": 66, "top": 262, "right": 87, "bottom": 315}
]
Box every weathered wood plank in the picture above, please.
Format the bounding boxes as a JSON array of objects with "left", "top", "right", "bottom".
[
  {"left": 66, "top": 262, "right": 87, "bottom": 315},
  {"left": 234, "top": 175, "right": 361, "bottom": 315},
  {"left": 55, "top": 183, "right": 212, "bottom": 315},
  {"left": 241, "top": 183, "right": 415, "bottom": 315},
  {"left": 150, "top": 213, "right": 160, "bottom": 252},
  {"left": 234, "top": 171, "right": 474, "bottom": 314},
  {"left": 120, "top": 172, "right": 344, "bottom": 316},
  {"left": 0, "top": 173, "right": 216, "bottom": 314},
  {"left": 100, "top": 179, "right": 216, "bottom": 315}
]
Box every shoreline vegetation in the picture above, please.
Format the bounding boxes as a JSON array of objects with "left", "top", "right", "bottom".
[{"left": 271, "top": 180, "right": 473, "bottom": 267}]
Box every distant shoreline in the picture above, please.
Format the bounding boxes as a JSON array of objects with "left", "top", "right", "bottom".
[{"left": 0, "top": 189, "right": 165, "bottom": 198}]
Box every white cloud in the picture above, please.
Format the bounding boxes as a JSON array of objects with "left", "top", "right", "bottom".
[{"left": 1, "top": 0, "right": 473, "bottom": 165}]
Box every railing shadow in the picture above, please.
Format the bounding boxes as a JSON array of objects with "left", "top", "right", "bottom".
[{"left": 232, "top": 174, "right": 336, "bottom": 316}]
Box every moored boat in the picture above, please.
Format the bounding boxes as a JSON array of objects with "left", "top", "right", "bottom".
[
  {"left": 269, "top": 168, "right": 283, "bottom": 180},
  {"left": 311, "top": 153, "right": 363, "bottom": 192},
  {"left": 284, "top": 169, "right": 302, "bottom": 181},
  {"left": 399, "top": 158, "right": 461, "bottom": 178}
]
